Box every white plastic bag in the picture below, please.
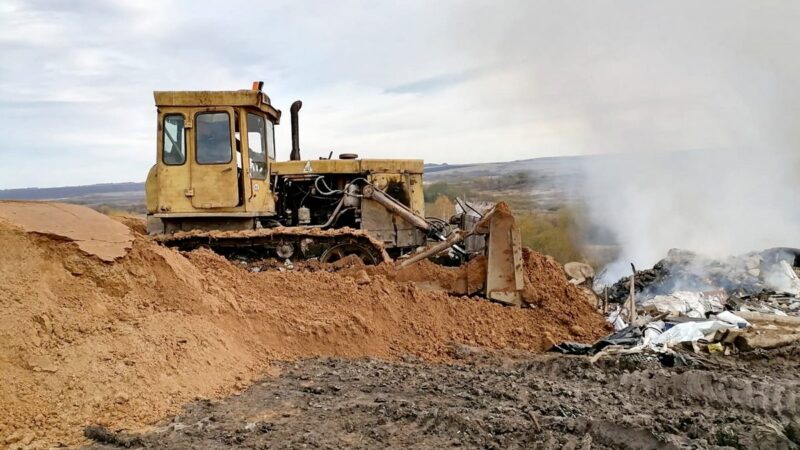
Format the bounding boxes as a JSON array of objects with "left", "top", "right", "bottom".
[
  {"left": 714, "top": 310, "right": 751, "bottom": 328},
  {"left": 651, "top": 320, "right": 735, "bottom": 346}
]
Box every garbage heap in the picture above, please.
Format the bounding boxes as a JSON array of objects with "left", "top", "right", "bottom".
[
  {"left": 601, "top": 247, "right": 800, "bottom": 314},
  {"left": 554, "top": 247, "right": 800, "bottom": 360}
]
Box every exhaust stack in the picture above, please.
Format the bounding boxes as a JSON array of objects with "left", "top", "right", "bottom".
[{"left": 290, "top": 100, "right": 302, "bottom": 161}]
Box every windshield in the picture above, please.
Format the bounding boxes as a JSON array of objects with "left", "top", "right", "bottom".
[{"left": 195, "top": 112, "right": 232, "bottom": 164}]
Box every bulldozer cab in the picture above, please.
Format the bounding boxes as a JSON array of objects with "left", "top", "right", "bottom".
[{"left": 147, "top": 88, "right": 280, "bottom": 222}]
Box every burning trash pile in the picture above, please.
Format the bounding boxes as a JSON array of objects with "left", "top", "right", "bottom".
[
  {"left": 602, "top": 247, "right": 800, "bottom": 315},
  {"left": 553, "top": 247, "right": 800, "bottom": 360}
]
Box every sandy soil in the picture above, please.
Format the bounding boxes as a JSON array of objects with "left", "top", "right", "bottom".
[
  {"left": 0, "top": 203, "right": 607, "bottom": 448},
  {"left": 0, "top": 201, "right": 132, "bottom": 261},
  {"left": 81, "top": 345, "right": 800, "bottom": 450}
]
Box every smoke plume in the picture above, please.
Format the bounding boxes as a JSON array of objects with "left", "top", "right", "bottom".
[
  {"left": 550, "top": 2, "right": 800, "bottom": 281},
  {"left": 583, "top": 148, "right": 800, "bottom": 283}
]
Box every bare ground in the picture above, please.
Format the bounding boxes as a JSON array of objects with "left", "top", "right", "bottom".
[
  {"left": 82, "top": 345, "right": 800, "bottom": 450},
  {"left": 0, "top": 204, "right": 607, "bottom": 447}
]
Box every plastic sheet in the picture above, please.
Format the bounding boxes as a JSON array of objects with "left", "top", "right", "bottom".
[{"left": 651, "top": 320, "right": 736, "bottom": 346}]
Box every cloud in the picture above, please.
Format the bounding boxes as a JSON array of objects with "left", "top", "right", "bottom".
[
  {"left": 0, "top": 0, "right": 799, "bottom": 189},
  {"left": 384, "top": 70, "right": 478, "bottom": 95}
]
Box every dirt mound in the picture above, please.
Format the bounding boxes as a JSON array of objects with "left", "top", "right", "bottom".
[
  {"left": 0, "top": 206, "right": 607, "bottom": 448},
  {"left": 0, "top": 201, "right": 133, "bottom": 262},
  {"left": 520, "top": 247, "right": 595, "bottom": 306},
  {"left": 374, "top": 257, "right": 488, "bottom": 294}
]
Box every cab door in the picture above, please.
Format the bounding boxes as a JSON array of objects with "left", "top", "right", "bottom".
[
  {"left": 190, "top": 108, "right": 240, "bottom": 209},
  {"left": 155, "top": 108, "right": 192, "bottom": 213},
  {"left": 241, "top": 112, "right": 276, "bottom": 214}
]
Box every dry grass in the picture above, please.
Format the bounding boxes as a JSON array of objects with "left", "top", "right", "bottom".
[{"left": 516, "top": 209, "right": 585, "bottom": 264}]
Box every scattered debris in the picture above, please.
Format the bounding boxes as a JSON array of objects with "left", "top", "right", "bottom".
[
  {"left": 569, "top": 247, "right": 800, "bottom": 360},
  {"left": 640, "top": 290, "right": 726, "bottom": 318},
  {"left": 558, "top": 254, "right": 800, "bottom": 360},
  {"left": 564, "top": 261, "right": 595, "bottom": 286},
  {"left": 606, "top": 306, "right": 627, "bottom": 331},
  {"left": 558, "top": 303, "right": 800, "bottom": 360}
]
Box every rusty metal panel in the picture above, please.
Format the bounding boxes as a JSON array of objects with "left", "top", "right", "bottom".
[
  {"left": 395, "top": 227, "right": 426, "bottom": 248},
  {"left": 367, "top": 173, "right": 424, "bottom": 218},
  {"left": 407, "top": 174, "right": 425, "bottom": 217},
  {"left": 361, "top": 198, "right": 398, "bottom": 247},
  {"left": 360, "top": 173, "right": 427, "bottom": 249},
  {"left": 360, "top": 198, "right": 425, "bottom": 249},
  {"left": 360, "top": 159, "right": 424, "bottom": 174}
]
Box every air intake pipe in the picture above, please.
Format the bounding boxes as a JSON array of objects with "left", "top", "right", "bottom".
[{"left": 290, "top": 100, "right": 302, "bottom": 161}]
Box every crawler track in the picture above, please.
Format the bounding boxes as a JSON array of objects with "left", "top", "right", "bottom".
[{"left": 156, "top": 226, "right": 392, "bottom": 264}]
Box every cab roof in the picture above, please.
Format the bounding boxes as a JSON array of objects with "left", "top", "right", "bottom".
[{"left": 153, "top": 90, "right": 281, "bottom": 122}]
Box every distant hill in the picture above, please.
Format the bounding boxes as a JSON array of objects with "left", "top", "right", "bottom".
[
  {"left": 0, "top": 182, "right": 145, "bottom": 201},
  {"left": 424, "top": 155, "right": 592, "bottom": 179},
  {"left": 0, "top": 182, "right": 146, "bottom": 213},
  {"left": 0, "top": 157, "right": 580, "bottom": 199},
  {"left": 0, "top": 155, "right": 594, "bottom": 212},
  {"left": 422, "top": 162, "right": 474, "bottom": 173}
]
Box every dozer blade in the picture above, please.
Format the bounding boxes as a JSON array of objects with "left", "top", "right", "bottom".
[
  {"left": 483, "top": 203, "right": 524, "bottom": 306},
  {"left": 393, "top": 201, "right": 525, "bottom": 305}
]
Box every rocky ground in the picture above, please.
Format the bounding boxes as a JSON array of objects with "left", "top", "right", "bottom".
[{"left": 82, "top": 344, "right": 800, "bottom": 450}]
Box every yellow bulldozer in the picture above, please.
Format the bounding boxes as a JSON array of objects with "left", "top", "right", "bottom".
[{"left": 146, "top": 82, "right": 525, "bottom": 305}]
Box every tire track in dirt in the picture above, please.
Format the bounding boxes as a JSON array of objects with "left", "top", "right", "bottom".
[
  {"left": 619, "top": 370, "right": 800, "bottom": 417},
  {"left": 82, "top": 351, "right": 800, "bottom": 449}
]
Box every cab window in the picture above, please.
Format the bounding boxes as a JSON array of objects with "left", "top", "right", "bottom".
[
  {"left": 246, "top": 113, "right": 267, "bottom": 179},
  {"left": 162, "top": 114, "right": 185, "bottom": 165},
  {"left": 266, "top": 119, "right": 276, "bottom": 159},
  {"left": 195, "top": 112, "right": 232, "bottom": 164}
]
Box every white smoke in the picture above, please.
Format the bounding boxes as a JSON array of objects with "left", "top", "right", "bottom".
[
  {"left": 583, "top": 148, "right": 800, "bottom": 283},
  {"left": 551, "top": 2, "right": 800, "bottom": 282}
]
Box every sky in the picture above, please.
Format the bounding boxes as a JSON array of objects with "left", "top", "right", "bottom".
[{"left": 1, "top": 0, "right": 799, "bottom": 189}]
